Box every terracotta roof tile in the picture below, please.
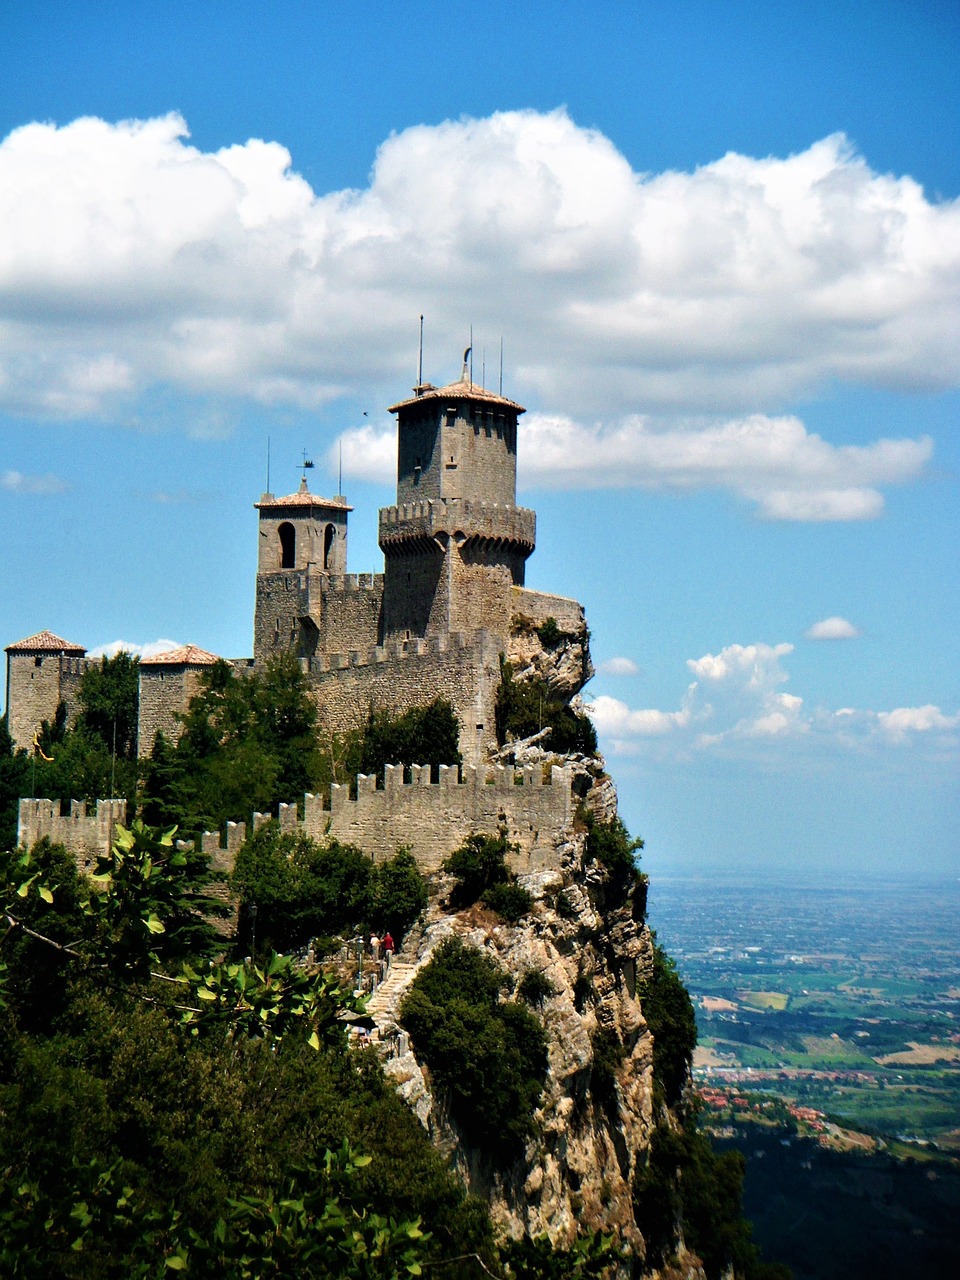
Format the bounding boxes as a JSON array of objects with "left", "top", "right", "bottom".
[
  {"left": 5, "top": 630, "right": 86, "bottom": 654},
  {"left": 255, "top": 476, "right": 352, "bottom": 512},
  {"left": 389, "top": 377, "right": 524, "bottom": 415},
  {"left": 139, "top": 644, "right": 220, "bottom": 667}
]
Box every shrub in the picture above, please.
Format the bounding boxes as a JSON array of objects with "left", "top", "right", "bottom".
[
  {"left": 232, "top": 822, "right": 372, "bottom": 954},
  {"left": 641, "top": 943, "right": 697, "bottom": 1108},
  {"left": 482, "top": 881, "right": 533, "bottom": 923},
  {"left": 369, "top": 848, "right": 427, "bottom": 939},
  {"left": 399, "top": 938, "right": 548, "bottom": 1162},
  {"left": 535, "top": 616, "right": 564, "bottom": 648},
  {"left": 495, "top": 660, "right": 597, "bottom": 755},
  {"left": 583, "top": 812, "right": 644, "bottom": 882},
  {"left": 517, "top": 969, "right": 555, "bottom": 1007},
  {"left": 443, "top": 829, "right": 515, "bottom": 909},
  {"left": 590, "top": 1026, "right": 626, "bottom": 1112},
  {"left": 348, "top": 698, "right": 461, "bottom": 781}
]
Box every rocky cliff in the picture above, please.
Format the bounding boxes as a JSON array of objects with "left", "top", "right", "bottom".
[{"left": 369, "top": 759, "right": 706, "bottom": 1279}]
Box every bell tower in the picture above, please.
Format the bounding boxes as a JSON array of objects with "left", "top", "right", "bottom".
[
  {"left": 379, "top": 368, "right": 536, "bottom": 641},
  {"left": 253, "top": 478, "right": 352, "bottom": 662}
]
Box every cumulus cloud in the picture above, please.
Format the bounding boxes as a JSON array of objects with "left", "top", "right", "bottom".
[
  {"left": 332, "top": 410, "right": 929, "bottom": 518},
  {"left": 805, "top": 616, "right": 861, "bottom": 640},
  {"left": 597, "top": 656, "right": 641, "bottom": 676},
  {"left": 1, "top": 109, "right": 958, "bottom": 427},
  {"left": 87, "top": 638, "right": 181, "bottom": 659},
  {"left": 588, "top": 639, "right": 958, "bottom": 759},
  {"left": 1, "top": 469, "right": 67, "bottom": 495}
]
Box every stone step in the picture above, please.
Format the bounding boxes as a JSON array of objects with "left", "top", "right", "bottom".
[{"left": 365, "top": 961, "right": 417, "bottom": 1021}]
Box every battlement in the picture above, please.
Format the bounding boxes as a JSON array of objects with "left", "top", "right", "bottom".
[
  {"left": 17, "top": 798, "right": 127, "bottom": 873},
  {"left": 19, "top": 761, "right": 575, "bottom": 880},
  {"left": 379, "top": 498, "right": 536, "bottom": 553},
  {"left": 305, "top": 629, "right": 484, "bottom": 674},
  {"left": 324, "top": 572, "right": 384, "bottom": 593}
]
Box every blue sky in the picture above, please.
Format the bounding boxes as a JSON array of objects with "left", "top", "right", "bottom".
[{"left": 1, "top": 1, "right": 957, "bottom": 878}]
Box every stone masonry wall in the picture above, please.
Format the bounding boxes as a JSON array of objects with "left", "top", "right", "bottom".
[
  {"left": 306, "top": 629, "right": 504, "bottom": 763},
  {"left": 19, "top": 765, "right": 575, "bottom": 877},
  {"left": 17, "top": 798, "right": 128, "bottom": 872},
  {"left": 5, "top": 655, "right": 90, "bottom": 752},
  {"left": 137, "top": 666, "right": 210, "bottom": 756}
]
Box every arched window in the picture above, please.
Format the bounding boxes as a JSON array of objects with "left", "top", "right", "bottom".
[
  {"left": 323, "top": 523, "right": 336, "bottom": 570},
  {"left": 278, "top": 522, "right": 295, "bottom": 569}
]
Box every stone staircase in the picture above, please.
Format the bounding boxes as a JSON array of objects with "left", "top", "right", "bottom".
[{"left": 365, "top": 961, "right": 418, "bottom": 1031}]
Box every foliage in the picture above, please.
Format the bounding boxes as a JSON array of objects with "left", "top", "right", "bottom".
[
  {"left": 640, "top": 943, "right": 698, "bottom": 1109},
  {"left": 399, "top": 938, "right": 547, "bottom": 1162},
  {"left": 481, "top": 881, "right": 533, "bottom": 922},
  {"left": 83, "top": 819, "right": 220, "bottom": 976},
  {"left": 495, "top": 659, "right": 597, "bottom": 755},
  {"left": 590, "top": 1026, "right": 627, "bottom": 1112},
  {"left": 442, "top": 828, "right": 515, "bottom": 908},
  {"left": 535, "top": 617, "right": 564, "bottom": 649},
  {"left": 633, "top": 1121, "right": 791, "bottom": 1280},
  {"left": 500, "top": 1229, "right": 619, "bottom": 1279},
  {"left": 369, "top": 848, "right": 428, "bottom": 940},
  {"left": 140, "top": 654, "right": 324, "bottom": 838},
  {"left": 517, "top": 969, "right": 555, "bottom": 1007},
  {"left": 180, "top": 952, "right": 366, "bottom": 1051},
  {"left": 582, "top": 812, "right": 644, "bottom": 883},
  {"left": 0, "top": 715, "right": 29, "bottom": 851},
  {"left": 231, "top": 825, "right": 426, "bottom": 955},
  {"left": 231, "top": 822, "right": 372, "bottom": 955},
  {"left": 76, "top": 652, "right": 141, "bottom": 761},
  {"left": 346, "top": 698, "right": 462, "bottom": 782},
  {"left": 0, "top": 837, "right": 87, "bottom": 1030}
]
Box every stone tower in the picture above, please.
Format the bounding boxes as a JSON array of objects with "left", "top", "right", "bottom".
[
  {"left": 4, "top": 630, "right": 87, "bottom": 751},
  {"left": 253, "top": 479, "right": 353, "bottom": 662},
  {"left": 379, "top": 372, "right": 536, "bottom": 641}
]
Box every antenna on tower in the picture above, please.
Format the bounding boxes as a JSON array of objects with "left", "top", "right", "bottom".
[
  {"left": 418, "top": 314, "right": 424, "bottom": 387},
  {"left": 266, "top": 436, "right": 271, "bottom": 493},
  {"left": 481, "top": 347, "right": 486, "bottom": 390},
  {"left": 338, "top": 438, "right": 343, "bottom": 497},
  {"left": 499, "top": 336, "right": 504, "bottom": 396},
  {"left": 469, "top": 324, "right": 473, "bottom": 384}
]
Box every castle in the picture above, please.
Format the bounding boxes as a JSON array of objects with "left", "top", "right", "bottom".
[{"left": 7, "top": 362, "right": 593, "bottom": 861}]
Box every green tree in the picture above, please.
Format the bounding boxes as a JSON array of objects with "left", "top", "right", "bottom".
[
  {"left": 369, "top": 848, "right": 428, "bottom": 939},
  {"left": 641, "top": 943, "right": 698, "bottom": 1109},
  {"left": 0, "top": 716, "right": 28, "bottom": 851},
  {"left": 495, "top": 659, "right": 597, "bottom": 755},
  {"left": 347, "top": 698, "right": 462, "bottom": 782},
  {"left": 399, "top": 938, "right": 548, "bottom": 1162},
  {"left": 75, "top": 652, "right": 140, "bottom": 760}
]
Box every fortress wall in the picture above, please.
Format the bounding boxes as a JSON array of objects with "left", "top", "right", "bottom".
[
  {"left": 510, "top": 587, "right": 587, "bottom": 634},
  {"left": 451, "top": 545, "right": 525, "bottom": 636},
  {"left": 315, "top": 761, "right": 575, "bottom": 872},
  {"left": 19, "top": 765, "right": 574, "bottom": 880},
  {"left": 17, "top": 798, "right": 127, "bottom": 872},
  {"left": 318, "top": 574, "right": 384, "bottom": 653},
  {"left": 307, "top": 630, "right": 504, "bottom": 762},
  {"left": 383, "top": 543, "right": 448, "bottom": 640},
  {"left": 5, "top": 655, "right": 92, "bottom": 751},
  {"left": 254, "top": 572, "right": 314, "bottom": 661},
  {"left": 138, "top": 666, "right": 209, "bottom": 756}
]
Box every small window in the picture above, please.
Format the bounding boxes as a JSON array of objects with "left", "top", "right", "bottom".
[
  {"left": 34, "top": 655, "right": 42, "bottom": 667},
  {"left": 323, "top": 523, "right": 335, "bottom": 570}
]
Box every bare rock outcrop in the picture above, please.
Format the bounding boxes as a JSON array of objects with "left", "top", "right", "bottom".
[{"left": 506, "top": 616, "right": 594, "bottom": 699}]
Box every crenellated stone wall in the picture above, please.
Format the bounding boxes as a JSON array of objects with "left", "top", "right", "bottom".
[
  {"left": 17, "top": 798, "right": 128, "bottom": 872},
  {"left": 19, "top": 762, "right": 576, "bottom": 876}
]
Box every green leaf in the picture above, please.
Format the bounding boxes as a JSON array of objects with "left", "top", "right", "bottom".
[
  {"left": 165, "top": 1256, "right": 188, "bottom": 1271},
  {"left": 307, "top": 1029, "right": 320, "bottom": 1051},
  {"left": 38, "top": 885, "right": 54, "bottom": 903},
  {"left": 196, "top": 986, "right": 217, "bottom": 1001},
  {"left": 145, "top": 913, "right": 166, "bottom": 935}
]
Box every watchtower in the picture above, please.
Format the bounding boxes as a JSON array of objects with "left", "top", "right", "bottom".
[
  {"left": 4, "top": 630, "right": 87, "bottom": 751},
  {"left": 379, "top": 370, "right": 536, "bottom": 640},
  {"left": 253, "top": 479, "right": 352, "bottom": 662}
]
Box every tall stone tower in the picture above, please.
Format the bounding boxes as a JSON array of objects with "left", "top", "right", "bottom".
[
  {"left": 4, "top": 630, "right": 87, "bottom": 751},
  {"left": 253, "top": 478, "right": 352, "bottom": 662},
  {"left": 379, "top": 371, "right": 536, "bottom": 641}
]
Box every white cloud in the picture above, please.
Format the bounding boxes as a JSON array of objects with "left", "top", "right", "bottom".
[
  {"left": 1, "top": 109, "right": 958, "bottom": 425},
  {"left": 87, "top": 638, "right": 181, "bottom": 659},
  {"left": 598, "top": 656, "right": 641, "bottom": 676},
  {"left": 587, "top": 639, "right": 958, "bottom": 760},
  {"left": 1, "top": 469, "right": 67, "bottom": 495},
  {"left": 515, "top": 412, "right": 929, "bottom": 518},
  {"left": 333, "top": 410, "right": 930, "bottom": 519},
  {"left": 805, "top": 616, "right": 861, "bottom": 640}
]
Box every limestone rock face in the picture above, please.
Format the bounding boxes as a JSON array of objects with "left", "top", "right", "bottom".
[
  {"left": 506, "top": 618, "right": 594, "bottom": 699},
  {"left": 378, "top": 797, "right": 704, "bottom": 1280}
]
